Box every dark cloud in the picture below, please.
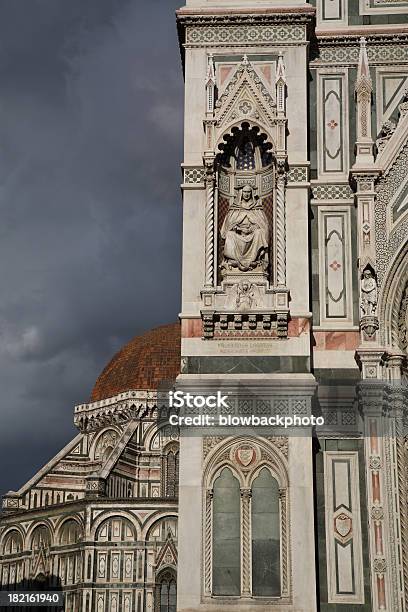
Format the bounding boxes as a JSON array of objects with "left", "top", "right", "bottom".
[{"left": 0, "top": 0, "right": 183, "bottom": 493}]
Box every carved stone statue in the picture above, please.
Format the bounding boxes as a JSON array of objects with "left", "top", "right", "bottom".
[
  {"left": 220, "top": 185, "right": 269, "bottom": 274},
  {"left": 361, "top": 268, "right": 378, "bottom": 316},
  {"left": 236, "top": 282, "right": 257, "bottom": 310},
  {"left": 376, "top": 120, "right": 396, "bottom": 154}
]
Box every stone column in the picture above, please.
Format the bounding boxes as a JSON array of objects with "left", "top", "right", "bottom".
[
  {"left": 204, "top": 489, "right": 213, "bottom": 596},
  {"left": 204, "top": 156, "right": 215, "bottom": 289},
  {"left": 240, "top": 488, "right": 252, "bottom": 597},
  {"left": 279, "top": 488, "right": 289, "bottom": 597},
  {"left": 275, "top": 160, "right": 287, "bottom": 288}
]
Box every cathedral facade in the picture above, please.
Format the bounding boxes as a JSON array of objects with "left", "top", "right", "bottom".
[{"left": 2, "top": 1, "right": 408, "bottom": 611}]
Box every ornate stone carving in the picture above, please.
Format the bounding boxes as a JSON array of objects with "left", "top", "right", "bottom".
[
  {"left": 370, "top": 455, "right": 382, "bottom": 470},
  {"left": 204, "top": 489, "right": 213, "bottom": 596},
  {"left": 204, "top": 157, "right": 216, "bottom": 288},
  {"left": 220, "top": 185, "right": 269, "bottom": 276},
  {"left": 184, "top": 23, "right": 306, "bottom": 47},
  {"left": 203, "top": 436, "right": 225, "bottom": 459},
  {"left": 399, "top": 89, "right": 408, "bottom": 119},
  {"left": 361, "top": 268, "right": 378, "bottom": 316},
  {"left": 241, "top": 488, "right": 252, "bottom": 596},
  {"left": 373, "top": 557, "right": 387, "bottom": 573},
  {"left": 275, "top": 161, "right": 287, "bottom": 287},
  {"left": 232, "top": 444, "right": 258, "bottom": 470},
  {"left": 376, "top": 120, "right": 396, "bottom": 154},
  {"left": 398, "top": 282, "right": 408, "bottom": 351},
  {"left": 200, "top": 310, "right": 288, "bottom": 339},
  {"left": 235, "top": 281, "right": 258, "bottom": 310}
]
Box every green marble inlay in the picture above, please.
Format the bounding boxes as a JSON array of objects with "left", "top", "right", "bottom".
[{"left": 185, "top": 356, "right": 310, "bottom": 374}]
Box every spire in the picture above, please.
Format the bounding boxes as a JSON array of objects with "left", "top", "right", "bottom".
[
  {"left": 275, "top": 52, "right": 286, "bottom": 85},
  {"left": 355, "top": 37, "right": 372, "bottom": 96},
  {"left": 275, "top": 52, "right": 286, "bottom": 115},
  {"left": 354, "top": 37, "right": 374, "bottom": 166},
  {"left": 205, "top": 54, "right": 216, "bottom": 115},
  {"left": 205, "top": 53, "right": 215, "bottom": 86}
]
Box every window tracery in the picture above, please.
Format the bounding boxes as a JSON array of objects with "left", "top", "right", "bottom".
[
  {"left": 203, "top": 438, "right": 290, "bottom": 601},
  {"left": 161, "top": 443, "right": 179, "bottom": 498}
]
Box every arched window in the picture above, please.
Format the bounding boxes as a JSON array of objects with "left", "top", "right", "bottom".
[
  {"left": 251, "top": 468, "right": 280, "bottom": 596},
  {"left": 155, "top": 570, "right": 176, "bottom": 612},
  {"left": 212, "top": 468, "right": 241, "bottom": 596},
  {"left": 60, "top": 520, "right": 82, "bottom": 545},
  {"left": 162, "top": 443, "right": 179, "bottom": 498},
  {"left": 204, "top": 440, "right": 289, "bottom": 600},
  {"left": 2, "top": 530, "right": 23, "bottom": 555},
  {"left": 31, "top": 525, "right": 51, "bottom": 550}
]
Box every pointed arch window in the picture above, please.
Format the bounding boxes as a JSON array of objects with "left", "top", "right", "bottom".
[
  {"left": 162, "top": 443, "right": 179, "bottom": 498},
  {"left": 155, "top": 570, "right": 176, "bottom": 612},
  {"left": 251, "top": 468, "right": 280, "bottom": 596},
  {"left": 204, "top": 442, "right": 289, "bottom": 601},
  {"left": 212, "top": 467, "right": 241, "bottom": 596}
]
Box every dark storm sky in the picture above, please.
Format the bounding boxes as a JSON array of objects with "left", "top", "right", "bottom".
[{"left": 0, "top": 0, "right": 183, "bottom": 495}]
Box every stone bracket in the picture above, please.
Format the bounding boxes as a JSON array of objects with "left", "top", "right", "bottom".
[{"left": 201, "top": 310, "right": 289, "bottom": 339}]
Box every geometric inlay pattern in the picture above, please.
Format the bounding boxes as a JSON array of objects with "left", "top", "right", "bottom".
[
  {"left": 186, "top": 25, "right": 305, "bottom": 45},
  {"left": 312, "top": 184, "right": 354, "bottom": 199}
]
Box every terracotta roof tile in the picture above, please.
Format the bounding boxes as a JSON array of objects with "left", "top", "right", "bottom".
[{"left": 91, "top": 322, "right": 181, "bottom": 401}]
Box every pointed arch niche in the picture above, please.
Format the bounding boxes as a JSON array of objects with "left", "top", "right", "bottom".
[
  {"left": 216, "top": 122, "right": 275, "bottom": 285},
  {"left": 200, "top": 54, "right": 289, "bottom": 339}
]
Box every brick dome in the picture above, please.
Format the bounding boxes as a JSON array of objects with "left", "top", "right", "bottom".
[{"left": 90, "top": 322, "right": 181, "bottom": 402}]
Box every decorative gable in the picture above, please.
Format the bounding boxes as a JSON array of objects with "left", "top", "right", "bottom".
[
  {"left": 155, "top": 533, "right": 178, "bottom": 570},
  {"left": 215, "top": 56, "right": 277, "bottom": 134}
]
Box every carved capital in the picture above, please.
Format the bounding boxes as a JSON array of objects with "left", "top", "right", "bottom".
[
  {"left": 276, "top": 158, "right": 287, "bottom": 178},
  {"left": 240, "top": 488, "right": 252, "bottom": 500}
]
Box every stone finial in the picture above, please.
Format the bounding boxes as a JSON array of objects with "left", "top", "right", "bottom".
[
  {"left": 276, "top": 52, "right": 286, "bottom": 115},
  {"left": 205, "top": 53, "right": 215, "bottom": 86},
  {"left": 354, "top": 36, "right": 374, "bottom": 164},
  {"left": 275, "top": 52, "right": 286, "bottom": 85}
]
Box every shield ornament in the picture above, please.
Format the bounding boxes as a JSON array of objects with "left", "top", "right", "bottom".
[
  {"left": 235, "top": 446, "right": 256, "bottom": 467},
  {"left": 334, "top": 513, "right": 352, "bottom": 540}
]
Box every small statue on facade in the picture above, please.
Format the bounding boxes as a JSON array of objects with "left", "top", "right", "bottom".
[
  {"left": 236, "top": 282, "right": 257, "bottom": 310},
  {"left": 220, "top": 184, "right": 269, "bottom": 274},
  {"left": 376, "top": 120, "right": 396, "bottom": 154},
  {"left": 361, "top": 268, "right": 378, "bottom": 316}
]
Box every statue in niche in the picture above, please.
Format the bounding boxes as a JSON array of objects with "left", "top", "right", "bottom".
[
  {"left": 220, "top": 184, "right": 269, "bottom": 274},
  {"left": 360, "top": 268, "right": 378, "bottom": 316}
]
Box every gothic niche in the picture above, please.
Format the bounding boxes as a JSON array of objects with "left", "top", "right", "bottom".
[
  {"left": 360, "top": 265, "right": 379, "bottom": 339},
  {"left": 217, "top": 123, "right": 274, "bottom": 284}
]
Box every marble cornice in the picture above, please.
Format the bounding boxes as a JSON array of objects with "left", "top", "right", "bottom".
[
  {"left": 176, "top": 7, "right": 315, "bottom": 27},
  {"left": 316, "top": 32, "right": 408, "bottom": 45},
  {"left": 316, "top": 25, "right": 408, "bottom": 38}
]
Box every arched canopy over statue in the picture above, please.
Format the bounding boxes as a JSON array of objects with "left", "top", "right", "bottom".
[{"left": 220, "top": 184, "right": 269, "bottom": 274}]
